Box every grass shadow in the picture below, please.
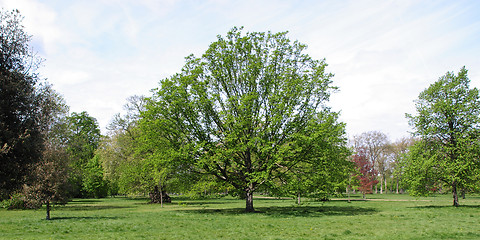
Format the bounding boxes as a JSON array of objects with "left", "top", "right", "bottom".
[
  {"left": 60, "top": 205, "right": 133, "bottom": 211},
  {"left": 132, "top": 200, "right": 230, "bottom": 206},
  {"left": 180, "top": 205, "right": 378, "bottom": 218},
  {"left": 48, "top": 216, "right": 121, "bottom": 221},
  {"left": 174, "top": 201, "right": 231, "bottom": 206},
  {"left": 69, "top": 199, "right": 103, "bottom": 204},
  {"left": 410, "top": 205, "right": 480, "bottom": 209}
]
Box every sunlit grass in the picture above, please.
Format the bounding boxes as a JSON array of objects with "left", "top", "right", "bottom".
[{"left": 1, "top": 194, "right": 480, "bottom": 239}]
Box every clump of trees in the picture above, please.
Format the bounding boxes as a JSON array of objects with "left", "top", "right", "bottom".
[
  {"left": 350, "top": 67, "right": 480, "bottom": 208},
  {"left": 0, "top": 9, "right": 105, "bottom": 219},
  {"left": 349, "top": 131, "right": 413, "bottom": 197}
]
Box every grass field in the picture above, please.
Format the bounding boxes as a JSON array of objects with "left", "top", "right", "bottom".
[{"left": 1, "top": 194, "right": 480, "bottom": 239}]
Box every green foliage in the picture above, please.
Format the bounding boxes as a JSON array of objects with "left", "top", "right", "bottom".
[
  {"left": 82, "top": 155, "right": 109, "bottom": 198},
  {"left": 66, "top": 111, "right": 101, "bottom": 168},
  {"left": 401, "top": 141, "right": 439, "bottom": 196},
  {"left": 274, "top": 110, "right": 352, "bottom": 201},
  {"left": 181, "top": 175, "right": 231, "bottom": 199},
  {"left": 96, "top": 132, "right": 137, "bottom": 195},
  {"left": 405, "top": 66, "right": 480, "bottom": 206},
  {"left": 96, "top": 96, "right": 154, "bottom": 197},
  {"left": 65, "top": 111, "right": 102, "bottom": 197}
]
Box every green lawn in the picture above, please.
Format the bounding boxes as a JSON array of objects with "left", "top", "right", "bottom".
[{"left": 1, "top": 194, "right": 480, "bottom": 239}]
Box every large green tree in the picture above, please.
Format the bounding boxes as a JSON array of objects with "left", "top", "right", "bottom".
[
  {"left": 65, "top": 111, "right": 101, "bottom": 197},
  {"left": 0, "top": 9, "right": 44, "bottom": 199},
  {"left": 66, "top": 111, "right": 101, "bottom": 166},
  {"left": 405, "top": 66, "right": 480, "bottom": 206},
  {"left": 144, "top": 27, "right": 348, "bottom": 212}
]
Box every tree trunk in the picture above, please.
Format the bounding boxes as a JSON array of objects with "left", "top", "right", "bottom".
[
  {"left": 396, "top": 177, "right": 399, "bottom": 194},
  {"left": 46, "top": 201, "right": 51, "bottom": 220},
  {"left": 347, "top": 186, "right": 351, "bottom": 203},
  {"left": 245, "top": 189, "right": 255, "bottom": 212},
  {"left": 380, "top": 176, "right": 383, "bottom": 194},
  {"left": 297, "top": 192, "right": 301, "bottom": 205},
  {"left": 149, "top": 185, "right": 171, "bottom": 204},
  {"left": 461, "top": 189, "right": 466, "bottom": 199},
  {"left": 160, "top": 184, "right": 163, "bottom": 208},
  {"left": 384, "top": 177, "right": 387, "bottom": 194},
  {"left": 362, "top": 192, "right": 366, "bottom": 200},
  {"left": 452, "top": 182, "right": 459, "bottom": 207}
]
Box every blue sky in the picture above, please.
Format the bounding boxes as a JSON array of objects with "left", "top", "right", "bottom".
[{"left": 2, "top": 0, "right": 479, "bottom": 141}]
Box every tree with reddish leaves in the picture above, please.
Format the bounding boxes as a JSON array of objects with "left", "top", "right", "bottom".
[{"left": 352, "top": 150, "right": 378, "bottom": 199}]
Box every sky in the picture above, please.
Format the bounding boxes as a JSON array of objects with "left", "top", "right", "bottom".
[{"left": 1, "top": 0, "right": 479, "bottom": 141}]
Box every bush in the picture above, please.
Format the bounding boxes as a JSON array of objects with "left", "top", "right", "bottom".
[{"left": 1, "top": 193, "right": 25, "bottom": 210}]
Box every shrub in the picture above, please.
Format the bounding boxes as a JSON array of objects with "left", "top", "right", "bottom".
[{"left": 1, "top": 193, "right": 25, "bottom": 210}]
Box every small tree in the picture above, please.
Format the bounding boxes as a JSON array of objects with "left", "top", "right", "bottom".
[
  {"left": 352, "top": 150, "right": 378, "bottom": 199},
  {"left": 22, "top": 83, "right": 71, "bottom": 220},
  {"left": 405, "top": 66, "right": 480, "bottom": 206},
  {"left": 353, "top": 131, "right": 389, "bottom": 194},
  {"left": 23, "top": 144, "right": 70, "bottom": 220}
]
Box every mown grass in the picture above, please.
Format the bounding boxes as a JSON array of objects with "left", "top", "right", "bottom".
[{"left": 1, "top": 194, "right": 480, "bottom": 239}]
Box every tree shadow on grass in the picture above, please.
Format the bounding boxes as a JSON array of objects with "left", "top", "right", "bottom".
[
  {"left": 133, "top": 200, "right": 231, "bottom": 206},
  {"left": 410, "top": 205, "right": 480, "bottom": 209},
  {"left": 48, "top": 216, "right": 121, "bottom": 221},
  {"left": 175, "top": 201, "right": 231, "bottom": 206},
  {"left": 180, "top": 205, "right": 378, "bottom": 218},
  {"left": 69, "top": 199, "right": 102, "bottom": 204},
  {"left": 59, "top": 205, "right": 133, "bottom": 211}
]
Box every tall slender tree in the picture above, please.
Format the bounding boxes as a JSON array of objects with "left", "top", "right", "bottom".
[{"left": 352, "top": 149, "right": 378, "bottom": 199}]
